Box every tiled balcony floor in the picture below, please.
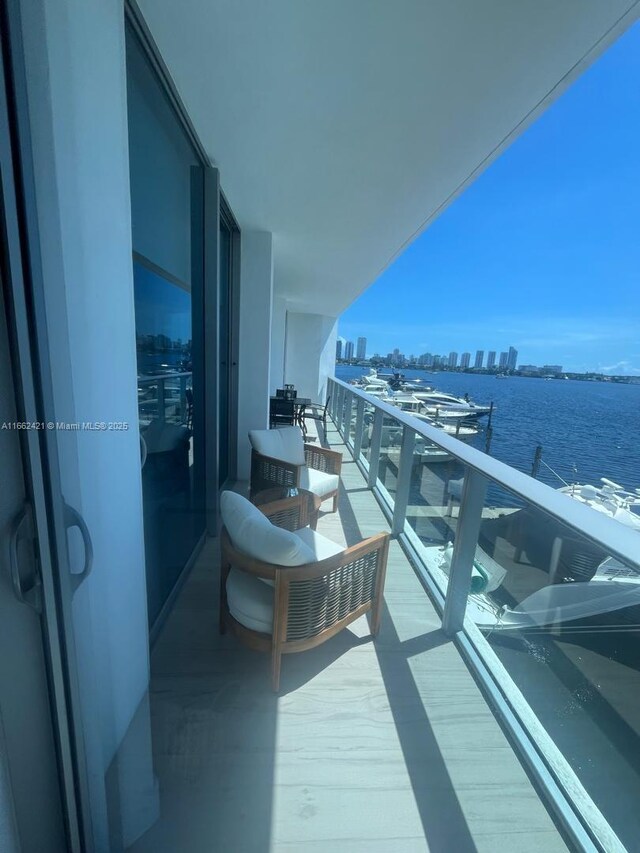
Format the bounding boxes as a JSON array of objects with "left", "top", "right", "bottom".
[{"left": 129, "top": 419, "right": 568, "bottom": 853}]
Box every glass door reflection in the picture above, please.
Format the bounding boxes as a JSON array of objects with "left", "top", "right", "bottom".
[{"left": 134, "top": 259, "right": 203, "bottom": 627}]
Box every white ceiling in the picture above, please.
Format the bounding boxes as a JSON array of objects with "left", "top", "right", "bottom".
[{"left": 138, "top": 0, "right": 638, "bottom": 316}]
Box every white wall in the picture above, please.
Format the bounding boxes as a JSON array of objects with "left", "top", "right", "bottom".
[
  {"left": 269, "top": 294, "right": 287, "bottom": 393},
  {"left": 284, "top": 312, "right": 337, "bottom": 404},
  {"left": 20, "top": 0, "right": 156, "bottom": 848},
  {"left": 237, "top": 232, "right": 274, "bottom": 479}
]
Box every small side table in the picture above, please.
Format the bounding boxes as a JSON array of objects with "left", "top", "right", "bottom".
[{"left": 252, "top": 487, "right": 322, "bottom": 531}]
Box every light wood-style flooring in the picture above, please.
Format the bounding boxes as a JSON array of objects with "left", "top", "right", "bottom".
[{"left": 129, "top": 420, "right": 567, "bottom": 852}]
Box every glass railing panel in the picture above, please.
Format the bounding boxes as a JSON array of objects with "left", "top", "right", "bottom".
[
  {"left": 377, "top": 414, "right": 404, "bottom": 499},
  {"left": 359, "top": 402, "right": 377, "bottom": 463},
  {"left": 137, "top": 379, "right": 160, "bottom": 426},
  {"left": 454, "top": 477, "right": 640, "bottom": 850},
  {"left": 405, "top": 448, "right": 467, "bottom": 591}
]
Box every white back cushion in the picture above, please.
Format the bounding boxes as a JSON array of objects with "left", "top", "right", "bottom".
[
  {"left": 248, "top": 426, "right": 306, "bottom": 466},
  {"left": 221, "top": 491, "right": 314, "bottom": 566}
]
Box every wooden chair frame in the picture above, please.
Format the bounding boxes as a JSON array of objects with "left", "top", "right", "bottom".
[
  {"left": 219, "top": 496, "right": 389, "bottom": 691},
  {"left": 249, "top": 441, "right": 343, "bottom": 512}
]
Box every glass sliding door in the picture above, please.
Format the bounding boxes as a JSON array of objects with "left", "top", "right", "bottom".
[{"left": 126, "top": 24, "right": 206, "bottom": 629}]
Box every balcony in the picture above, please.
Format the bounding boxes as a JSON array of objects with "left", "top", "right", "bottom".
[{"left": 130, "top": 412, "right": 569, "bottom": 852}]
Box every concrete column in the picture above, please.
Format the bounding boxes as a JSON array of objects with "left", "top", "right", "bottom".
[
  {"left": 269, "top": 294, "right": 287, "bottom": 394},
  {"left": 237, "top": 231, "right": 274, "bottom": 479},
  {"left": 284, "top": 312, "right": 338, "bottom": 404}
]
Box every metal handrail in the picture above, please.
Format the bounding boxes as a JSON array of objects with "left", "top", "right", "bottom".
[
  {"left": 138, "top": 371, "right": 192, "bottom": 383},
  {"left": 329, "top": 377, "right": 640, "bottom": 571}
]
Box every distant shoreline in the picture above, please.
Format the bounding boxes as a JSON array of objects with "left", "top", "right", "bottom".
[{"left": 336, "top": 362, "right": 639, "bottom": 384}]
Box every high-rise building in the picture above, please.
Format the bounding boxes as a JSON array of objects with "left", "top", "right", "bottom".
[
  {"left": 487, "top": 351, "right": 496, "bottom": 369},
  {"left": 460, "top": 352, "right": 471, "bottom": 368},
  {"left": 336, "top": 339, "right": 343, "bottom": 360},
  {"left": 474, "top": 350, "right": 484, "bottom": 369},
  {"left": 356, "top": 337, "right": 367, "bottom": 359},
  {"left": 507, "top": 346, "right": 518, "bottom": 370},
  {"left": 499, "top": 351, "right": 508, "bottom": 368},
  {"left": 448, "top": 351, "right": 458, "bottom": 368},
  {"left": 344, "top": 340, "right": 354, "bottom": 360}
]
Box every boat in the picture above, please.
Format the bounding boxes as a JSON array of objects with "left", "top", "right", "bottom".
[
  {"left": 412, "top": 390, "right": 492, "bottom": 418},
  {"left": 351, "top": 369, "right": 388, "bottom": 388},
  {"left": 557, "top": 479, "right": 640, "bottom": 529},
  {"left": 387, "top": 393, "right": 480, "bottom": 439},
  {"left": 448, "top": 478, "right": 640, "bottom": 632},
  {"left": 472, "top": 565, "right": 640, "bottom": 632}
]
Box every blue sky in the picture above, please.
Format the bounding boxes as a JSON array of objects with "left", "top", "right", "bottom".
[
  {"left": 339, "top": 22, "right": 640, "bottom": 374},
  {"left": 134, "top": 262, "right": 191, "bottom": 341}
]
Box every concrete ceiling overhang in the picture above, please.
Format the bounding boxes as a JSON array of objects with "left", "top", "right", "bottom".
[{"left": 138, "top": 0, "right": 639, "bottom": 316}]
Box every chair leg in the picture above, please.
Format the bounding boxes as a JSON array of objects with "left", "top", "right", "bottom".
[
  {"left": 370, "top": 598, "right": 383, "bottom": 637},
  {"left": 332, "top": 493, "right": 338, "bottom": 513},
  {"left": 271, "top": 649, "right": 282, "bottom": 692}
]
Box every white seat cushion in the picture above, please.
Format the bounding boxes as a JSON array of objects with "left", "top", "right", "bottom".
[
  {"left": 220, "top": 491, "right": 314, "bottom": 566},
  {"left": 299, "top": 467, "right": 339, "bottom": 499},
  {"left": 294, "top": 527, "right": 344, "bottom": 561},
  {"left": 248, "top": 425, "right": 306, "bottom": 466},
  {"left": 226, "top": 568, "right": 274, "bottom": 634},
  {"left": 226, "top": 528, "right": 345, "bottom": 634}
]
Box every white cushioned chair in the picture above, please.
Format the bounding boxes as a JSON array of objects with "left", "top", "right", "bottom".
[
  {"left": 219, "top": 491, "right": 389, "bottom": 691},
  {"left": 248, "top": 425, "right": 342, "bottom": 511}
]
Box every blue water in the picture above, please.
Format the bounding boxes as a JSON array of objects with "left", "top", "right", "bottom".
[{"left": 336, "top": 365, "right": 640, "bottom": 492}]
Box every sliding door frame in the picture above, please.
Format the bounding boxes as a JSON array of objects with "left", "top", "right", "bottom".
[{"left": 0, "top": 2, "right": 93, "bottom": 847}]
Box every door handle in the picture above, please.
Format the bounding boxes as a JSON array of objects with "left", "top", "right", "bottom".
[
  {"left": 9, "top": 503, "right": 42, "bottom": 612},
  {"left": 63, "top": 502, "right": 93, "bottom": 593},
  {"left": 10, "top": 501, "right": 92, "bottom": 606}
]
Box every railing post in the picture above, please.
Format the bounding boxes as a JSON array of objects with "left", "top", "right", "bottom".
[
  {"left": 344, "top": 392, "right": 354, "bottom": 445},
  {"left": 329, "top": 380, "right": 337, "bottom": 420},
  {"left": 442, "top": 468, "right": 488, "bottom": 635},
  {"left": 333, "top": 382, "right": 341, "bottom": 424},
  {"left": 179, "top": 376, "right": 187, "bottom": 423},
  {"left": 367, "top": 408, "right": 384, "bottom": 488},
  {"left": 392, "top": 425, "right": 415, "bottom": 535},
  {"left": 336, "top": 385, "right": 345, "bottom": 433},
  {"left": 353, "top": 397, "right": 365, "bottom": 459},
  {"left": 156, "top": 378, "right": 166, "bottom": 424}
]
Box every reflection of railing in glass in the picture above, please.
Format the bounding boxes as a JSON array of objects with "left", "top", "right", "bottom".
[{"left": 137, "top": 371, "right": 192, "bottom": 426}]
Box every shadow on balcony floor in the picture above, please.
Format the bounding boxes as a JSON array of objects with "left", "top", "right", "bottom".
[{"left": 128, "top": 420, "right": 567, "bottom": 853}]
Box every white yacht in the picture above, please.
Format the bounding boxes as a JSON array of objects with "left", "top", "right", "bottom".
[
  {"left": 412, "top": 390, "right": 492, "bottom": 417},
  {"left": 558, "top": 479, "right": 640, "bottom": 529},
  {"left": 388, "top": 394, "right": 480, "bottom": 439}
]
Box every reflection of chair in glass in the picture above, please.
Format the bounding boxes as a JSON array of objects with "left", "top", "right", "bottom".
[
  {"left": 219, "top": 491, "right": 389, "bottom": 690},
  {"left": 269, "top": 397, "right": 296, "bottom": 428},
  {"left": 302, "top": 396, "right": 330, "bottom": 434},
  {"left": 249, "top": 425, "right": 342, "bottom": 512}
]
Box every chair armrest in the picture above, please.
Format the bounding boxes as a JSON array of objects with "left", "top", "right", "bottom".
[
  {"left": 304, "top": 444, "right": 342, "bottom": 476},
  {"left": 258, "top": 493, "right": 312, "bottom": 531},
  {"left": 250, "top": 448, "right": 303, "bottom": 496}
]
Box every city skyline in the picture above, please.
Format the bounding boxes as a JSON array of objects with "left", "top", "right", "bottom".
[
  {"left": 338, "top": 23, "right": 640, "bottom": 376},
  {"left": 337, "top": 337, "right": 524, "bottom": 371}
]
